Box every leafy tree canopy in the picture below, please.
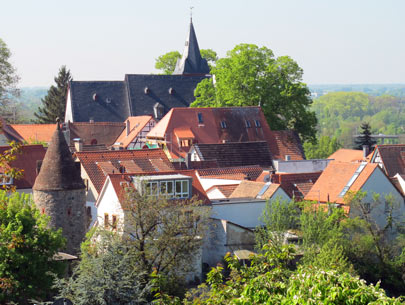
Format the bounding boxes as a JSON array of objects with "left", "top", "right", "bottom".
[
  {"left": 0, "top": 191, "right": 65, "bottom": 304},
  {"left": 34, "top": 65, "right": 72, "bottom": 123},
  {"left": 303, "top": 135, "right": 342, "bottom": 159},
  {"left": 155, "top": 49, "right": 218, "bottom": 75},
  {"left": 191, "top": 44, "right": 317, "bottom": 142},
  {"left": 0, "top": 38, "right": 20, "bottom": 122}
]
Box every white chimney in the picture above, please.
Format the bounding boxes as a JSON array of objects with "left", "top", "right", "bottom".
[
  {"left": 74, "top": 138, "right": 83, "bottom": 152},
  {"left": 126, "top": 120, "right": 130, "bottom": 136}
]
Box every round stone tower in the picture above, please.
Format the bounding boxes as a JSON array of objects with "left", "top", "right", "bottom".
[{"left": 33, "top": 120, "right": 86, "bottom": 255}]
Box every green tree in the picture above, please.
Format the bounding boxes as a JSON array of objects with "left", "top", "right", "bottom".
[
  {"left": 155, "top": 49, "right": 218, "bottom": 75},
  {"left": 0, "top": 38, "right": 20, "bottom": 123},
  {"left": 34, "top": 65, "right": 72, "bottom": 123},
  {"left": 0, "top": 191, "right": 65, "bottom": 304},
  {"left": 55, "top": 230, "right": 150, "bottom": 305},
  {"left": 303, "top": 135, "right": 342, "bottom": 159},
  {"left": 354, "top": 121, "right": 377, "bottom": 150},
  {"left": 191, "top": 44, "right": 317, "bottom": 142}
]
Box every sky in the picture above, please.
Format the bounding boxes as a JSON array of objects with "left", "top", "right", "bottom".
[{"left": 1, "top": 0, "right": 405, "bottom": 87}]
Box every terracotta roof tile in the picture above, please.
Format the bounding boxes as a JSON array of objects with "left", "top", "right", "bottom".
[
  {"left": 328, "top": 149, "right": 365, "bottom": 162},
  {"left": 75, "top": 148, "right": 174, "bottom": 194},
  {"left": 10, "top": 124, "right": 55, "bottom": 143},
  {"left": 229, "top": 181, "right": 266, "bottom": 198},
  {"left": 146, "top": 107, "right": 305, "bottom": 161},
  {"left": 371, "top": 144, "right": 405, "bottom": 177},
  {"left": 119, "top": 160, "right": 142, "bottom": 173},
  {"left": 261, "top": 183, "right": 281, "bottom": 199},
  {"left": 114, "top": 116, "right": 154, "bottom": 148},
  {"left": 271, "top": 172, "right": 322, "bottom": 200},
  {"left": 0, "top": 144, "right": 46, "bottom": 189},
  {"left": 197, "top": 165, "right": 264, "bottom": 181},
  {"left": 305, "top": 161, "right": 379, "bottom": 204},
  {"left": 215, "top": 184, "right": 239, "bottom": 198},
  {"left": 173, "top": 127, "right": 195, "bottom": 139},
  {"left": 97, "top": 161, "right": 118, "bottom": 175}
]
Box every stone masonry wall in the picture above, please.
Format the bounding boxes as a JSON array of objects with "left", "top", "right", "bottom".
[{"left": 33, "top": 188, "right": 86, "bottom": 255}]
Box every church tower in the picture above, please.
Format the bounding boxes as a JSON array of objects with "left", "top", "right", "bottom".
[
  {"left": 173, "top": 18, "right": 210, "bottom": 75},
  {"left": 33, "top": 120, "right": 86, "bottom": 255}
]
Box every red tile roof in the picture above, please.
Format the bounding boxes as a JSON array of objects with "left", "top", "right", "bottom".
[
  {"left": 214, "top": 184, "right": 239, "bottom": 198},
  {"left": 271, "top": 171, "right": 322, "bottom": 200},
  {"left": 305, "top": 161, "right": 379, "bottom": 204},
  {"left": 146, "top": 107, "right": 304, "bottom": 161},
  {"left": 229, "top": 181, "right": 281, "bottom": 199},
  {"left": 114, "top": 116, "right": 154, "bottom": 148},
  {"left": 371, "top": 144, "right": 405, "bottom": 177},
  {"left": 67, "top": 121, "right": 125, "bottom": 147},
  {"left": 328, "top": 149, "right": 365, "bottom": 162},
  {"left": 107, "top": 170, "right": 211, "bottom": 206},
  {"left": 0, "top": 145, "right": 46, "bottom": 189},
  {"left": 75, "top": 149, "right": 174, "bottom": 194},
  {"left": 10, "top": 124, "right": 55, "bottom": 143},
  {"left": 197, "top": 165, "right": 264, "bottom": 181}
]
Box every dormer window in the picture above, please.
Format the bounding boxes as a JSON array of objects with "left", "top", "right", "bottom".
[
  {"left": 153, "top": 103, "right": 164, "bottom": 120},
  {"left": 245, "top": 120, "right": 251, "bottom": 128},
  {"left": 197, "top": 113, "right": 203, "bottom": 124},
  {"left": 220, "top": 121, "right": 227, "bottom": 129},
  {"left": 140, "top": 175, "right": 191, "bottom": 199},
  {"left": 255, "top": 120, "right": 261, "bottom": 128}
]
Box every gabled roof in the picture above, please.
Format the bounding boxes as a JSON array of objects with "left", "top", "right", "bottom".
[
  {"left": 0, "top": 117, "right": 24, "bottom": 143},
  {"left": 67, "top": 121, "right": 125, "bottom": 147},
  {"left": 147, "top": 107, "right": 305, "bottom": 160},
  {"left": 197, "top": 165, "right": 264, "bottom": 181},
  {"left": 33, "top": 123, "right": 84, "bottom": 191},
  {"left": 305, "top": 161, "right": 379, "bottom": 204},
  {"left": 328, "top": 149, "right": 365, "bottom": 162},
  {"left": 114, "top": 116, "right": 154, "bottom": 148},
  {"left": 229, "top": 180, "right": 281, "bottom": 199},
  {"left": 75, "top": 149, "right": 174, "bottom": 194},
  {"left": 69, "top": 81, "right": 130, "bottom": 123},
  {"left": 107, "top": 169, "right": 210, "bottom": 206},
  {"left": 10, "top": 124, "right": 55, "bottom": 143},
  {"left": 370, "top": 144, "right": 405, "bottom": 177},
  {"left": 192, "top": 141, "right": 272, "bottom": 168},
  {"left": 173, "top": 19, "right": 210, "bottom": 75},
  {"left": 207, "top": 184, "right": 239, "bottom": 198},
  {"left": 271, "top": 171, "right": 322, "bottom": 199},
  {"left": 0, "top": 145, "right": 46, "bottom": 189}
]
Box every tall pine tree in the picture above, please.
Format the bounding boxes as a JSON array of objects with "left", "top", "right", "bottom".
[
  {"left": 34, "top": 66, "right": 72, "bottom": 123},
  {"left": 354, "top": 122, "right": 376, "bottom": 151}
]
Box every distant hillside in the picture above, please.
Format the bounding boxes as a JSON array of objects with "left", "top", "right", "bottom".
[
  {"left": 16, "top": 87, "right": 47, "bottom": 123},
  {"left": 309, "top": 84, "right": 405, "bottom": 98}
]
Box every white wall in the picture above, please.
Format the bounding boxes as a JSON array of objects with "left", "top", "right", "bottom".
[
  {"left": 206, "top": 187, "right": 226, "bottom": 200},
  {"left": 199, "top": 178, "right": 241, "bottom": 191},
  {"left": 96, "top": 179, "right": 124, "bottom": 229},
  {"left": 273, "top": 159, "right": 331, "bottom": 173}
]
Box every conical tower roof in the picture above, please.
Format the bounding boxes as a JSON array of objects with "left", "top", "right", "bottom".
[
  {"left": 33, "top": 121, "right": 84, "bottom": 191},
  {"left": 173, "top": 18, "right": 210, "bottom": 75}
]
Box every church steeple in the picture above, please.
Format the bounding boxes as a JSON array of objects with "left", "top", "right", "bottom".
[{"left": 173, "top": 18, "right": 210, "bottom": 75}]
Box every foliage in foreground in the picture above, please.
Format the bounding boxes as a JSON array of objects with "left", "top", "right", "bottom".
[
  {"left": 0, "top": 191, "right": 65, "bottom": 304},
  {"left": 155, "top": 245, "right": 403, "bottom": 304}
]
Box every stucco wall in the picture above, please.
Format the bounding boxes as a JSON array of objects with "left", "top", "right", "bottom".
[{"left": 97, "top": 180, "right": 124, "bottom": 229}]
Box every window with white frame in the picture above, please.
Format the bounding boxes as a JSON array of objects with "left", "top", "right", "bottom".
[
  {"left": 146, "top": 181, "right": 159, "bottom": 196},
  {"left": 145, "top": 179, "right": 190, "bottom": 199},
  {"left": 0, "top": 174, "right": 13, "bottom": 186},
  {"left": 160, "top": 180, "right": 174, "bottom": 197},
  {"left": 175, "top": 180, "right": 189, "bottom": 198}
]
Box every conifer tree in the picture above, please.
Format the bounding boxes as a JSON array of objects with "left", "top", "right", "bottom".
[
  {"left": 354, "top": 122, "right": 376, "bottom": 151},
  {"left": 34, "top": 66, "right": 72, "bottom": 123}
]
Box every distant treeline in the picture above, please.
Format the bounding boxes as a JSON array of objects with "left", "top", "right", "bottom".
[{"left": 309, "top": 84, "right": 405, "bottom": 98}]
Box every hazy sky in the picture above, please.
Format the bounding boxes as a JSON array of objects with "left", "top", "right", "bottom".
[{"left": 1, "top": 0, "right": 404, "bottom": 87}]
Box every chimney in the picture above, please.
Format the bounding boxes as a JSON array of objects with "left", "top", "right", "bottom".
[
  {"left": 74, "top": 138, "right": 83, "bottom": 152},
  {"left": 126, "top": 120, "right": 130, "bottom": 136},
  {"left": 185, "top": 151, "right": 192, "bottom": 169},
  {"left": 362, "top": 145, "right": 369, "bottom": 158},
  {"left": 285, "top": 155, "right": 291, "bottom": 161}
]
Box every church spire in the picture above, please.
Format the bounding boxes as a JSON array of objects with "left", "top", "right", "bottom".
[{"left": 173, "top": 18, "right": 210, "bottom": 75}]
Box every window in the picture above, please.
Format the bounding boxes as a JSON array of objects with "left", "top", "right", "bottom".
[
  {"left": 112, "top": 215, "right": 118, "bottom": 230},
  {"left": 220, "top": 121, "right": 227, "bottom": 129},
  {"left": 104, "top": 213, "right": 109, "bottom": 228},
  {"left": 245, "top": 120, "right": 251, "bottom": 128},
  {"left": 160, "top": 180, "right": 174, "bottom": 197},
  {"left": 0, "top": 174, "right": 13, "bottom": 185},
  {"left": 255, "top": 120, "right": 261, "bottom": 128},
  {"left": 175, "top": 180, "right": 189, "bottom": 198},
  {"left": 146, "top": 181, "right": 159, "bottom": 196},
  {"left": 197, "top": 113, "right": 203, "bottom": 124}
]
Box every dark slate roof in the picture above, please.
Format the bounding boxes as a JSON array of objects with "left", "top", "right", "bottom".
[
  {"left": 69, "top": 81, "right": 130, "bottom": 123},
  {"left": 125, "top": 74, "right": 208, "bottom": 117},
  {"left": 33, "top": 124, "right": 85, "bottom": 191},
  {"left": 173, "top": 19, "right": 210, "bottom": 75},
  {"left": 193, "top": 141, "right": 273, "bottom": 168},
  {"left": 68, "top": 75, "right": 209, "bottom": 123}
]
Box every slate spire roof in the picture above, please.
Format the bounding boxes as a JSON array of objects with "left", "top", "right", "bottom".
[
  {"left": 173, "top": 18, "right": 210, "bottom": 75},
  {"left": 33, "top": 121, "right": 85, "bottom": 191}
]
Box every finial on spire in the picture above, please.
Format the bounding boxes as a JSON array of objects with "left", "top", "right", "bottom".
[{"left": 190, "top": 6, "right": 194, "bottom": 21}]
